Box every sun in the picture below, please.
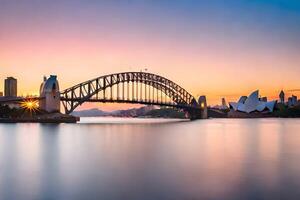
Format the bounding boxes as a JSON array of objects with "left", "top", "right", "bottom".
[{"left": 20, "top": 100, "right": 39, "bottom": 112}]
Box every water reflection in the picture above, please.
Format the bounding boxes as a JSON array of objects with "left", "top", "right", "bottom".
[{"left": 0, "top": 118, "right": 300, "bottom": 199}]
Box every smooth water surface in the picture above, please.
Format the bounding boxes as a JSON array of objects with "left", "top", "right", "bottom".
[{"left": 0, "top": 118, "right": 300, "bottom": 200}]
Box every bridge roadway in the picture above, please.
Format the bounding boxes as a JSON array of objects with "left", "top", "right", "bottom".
[
  {"left": 0, "top": 96, "right": 43, "bottom": 103},
  {"left": 60, "top": 98, "right": 197, "bottom": 110}
]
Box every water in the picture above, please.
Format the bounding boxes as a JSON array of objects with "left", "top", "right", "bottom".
[{"left": 0, "top": 118, "right": 300, "bottom": 200}]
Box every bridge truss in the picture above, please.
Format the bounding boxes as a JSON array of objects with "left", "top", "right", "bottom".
[{"left": 60, "top": 72, "right": 201, "bottom": 118}]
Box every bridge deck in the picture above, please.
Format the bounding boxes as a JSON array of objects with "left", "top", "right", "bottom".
[
  {"left": 0, "top": 97, "right": 44, "bottom": 103},
  {"left": 60, "top": 98, "right": 201, "bottom": 110}
]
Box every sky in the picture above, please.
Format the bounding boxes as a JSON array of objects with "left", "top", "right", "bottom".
[{"left": 0, "top": 0, "right": 300, "bottom": 110}]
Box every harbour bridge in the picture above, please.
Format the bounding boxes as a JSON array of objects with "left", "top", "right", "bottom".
[{"left": 0, "top": 72, "right": 207, "bottom": 119}]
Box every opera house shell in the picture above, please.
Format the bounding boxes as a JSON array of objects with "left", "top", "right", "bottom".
[{"left": 229, "top": 90, "right": 276, "bottom": 113}]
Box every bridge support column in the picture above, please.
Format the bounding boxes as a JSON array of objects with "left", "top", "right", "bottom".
[
  {"left": 188, "top": 109, "right": 202, "bottom": 120},
  {"left": 198, "top": 95, "right": 208, "bottom": 119},
  {"left": 186, "top": 96, "right": 208, "bottom": 120},
  {"left": 39, "top": 75, "right": 61, "bottom": 113}
]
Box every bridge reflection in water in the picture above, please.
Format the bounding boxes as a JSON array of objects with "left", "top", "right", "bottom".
[{"left": 60, "top": 72, "right": 205, "bottom": 119}]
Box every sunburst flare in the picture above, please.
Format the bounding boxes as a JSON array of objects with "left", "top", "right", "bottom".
[{"left": 20, "top": 100, "right": 39, "bottom": 112}]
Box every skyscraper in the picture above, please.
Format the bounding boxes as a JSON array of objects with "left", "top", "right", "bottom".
[
  {"left": 4, "top": 77, "right": 17, "bottom": 97},
  {"left": 279, "top": 90, "right": 285, "bottom": 104},
  {"left": 221, "top": 98, "right": 228, "bottom": 109}
]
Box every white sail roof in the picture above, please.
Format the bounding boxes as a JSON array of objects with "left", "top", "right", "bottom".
[{"left": 229, "top": 90, "right": 276, "bottom": 113}]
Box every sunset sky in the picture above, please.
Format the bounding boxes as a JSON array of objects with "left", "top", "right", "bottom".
[{"left": 0, "top": 0, "right": 300, "bottom": 110}]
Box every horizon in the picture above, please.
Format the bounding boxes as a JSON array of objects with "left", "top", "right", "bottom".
[{"left": 1, "top": 0, "right": 300, "bottom": 111}]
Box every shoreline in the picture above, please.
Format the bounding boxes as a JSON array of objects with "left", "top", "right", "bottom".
[
  {"left": 1, "top": 115, "right": 300, "bottom": 123},
  {"left": 0, "top": 117, "right": 79, "bottom": 123},
  {"left": 0, "top": 113, "right": 80, "bottom": 123}
]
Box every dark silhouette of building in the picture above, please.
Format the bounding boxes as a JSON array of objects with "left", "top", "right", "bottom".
[
  {"left": 279, "top": 90, "right": 285, "bottom": 104},
  {"left": 221, "top": 98, "right": 228, "bottom": 109},
  {"left": 260, "top": 97, "right": 268, "bottom": 102},
  {"left": 287, "top": 95, "right": 297, "bottom": 107},
  {"left": 4, "top": 77, "right": 17, "bottom": 97}
]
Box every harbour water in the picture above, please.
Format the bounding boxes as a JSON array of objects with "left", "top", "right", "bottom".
[{"left": 0, "top": 118, "right": 300, "bottom": 200}]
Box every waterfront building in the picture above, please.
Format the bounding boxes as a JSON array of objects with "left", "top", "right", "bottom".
[
  {"left": 292, "top": 95, "right": 297, "bottom": 105},
  {"left": 221, "top": 98, "right": 228, "bottom": 110},
  {"left": 4, "top": 77, "right": 17, "bottom": 97},
  {"left": 288, "top": 97, "right": 293, "bottom": 107},
  {"left": 212, "top": 98, "right": 229, "bottom": 110},
  {"left": 260, "top": 97, "right": 267, "bottom": 102},
  {"left": 279, "top": 90, "right": 285, "bottom": 104},
  {"left": 229, "top": 90, "right": 276, "bottom": 113},
  {"left": 238, "top": 96, "right": 247, "bottom": 104},
  {"left": 288, "top": 95, "right": 298, "bottom": 107}
]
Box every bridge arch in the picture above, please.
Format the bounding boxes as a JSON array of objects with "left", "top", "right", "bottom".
[{"left": 60, "top": 72, "right": 202, "bottom": 118}]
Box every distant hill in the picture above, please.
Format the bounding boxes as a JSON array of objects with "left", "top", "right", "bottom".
[
  {"left": 72, "top": 106, "right": 186, "bottom": 118},
  {"left": 72, "top": 106, "right": 156, "bottom": 117},
  {"left": 142, "top": 108, "right": 186, "bottom": 118},
  {"left": 111, "top": 105, "right": 156, "bottom": 117},
  {"left": 72, "top": 108, "right": 109, "bottom": 117}
]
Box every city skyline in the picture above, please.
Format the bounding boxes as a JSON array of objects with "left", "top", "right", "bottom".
[{"left": 1, "top": 0, "right": 300, "bottom": 110}]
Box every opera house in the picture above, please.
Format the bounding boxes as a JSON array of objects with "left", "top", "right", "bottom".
[{"left": 229, "top": 90, "right": 277, "bottom": 113}]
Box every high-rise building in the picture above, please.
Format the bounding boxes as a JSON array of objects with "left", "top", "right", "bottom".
[
  {"left": 221, "top": 98, "right": 228, "bottom": 109},
  {"left": 292, "top": 95, "right": 297, "bottom": 105},
  {"left": 288, "top": 97, "right": 293, "bottom": 107},
  {"left": 279, "top": 90, "right": 285, "bottom": 104},
  {"left": 287, "top": 95, "right": 298, "bottom": 107},
  {"left": 4, "top": 77, "right": 17, "bottom": 97}
]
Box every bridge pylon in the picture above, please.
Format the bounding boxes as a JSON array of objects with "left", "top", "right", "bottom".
[
  {"left": 39, "top": 75, "right": 61, "bottom": 113},
  {"left": 198, "top": 95, "right": 208, "bottom": 119}
]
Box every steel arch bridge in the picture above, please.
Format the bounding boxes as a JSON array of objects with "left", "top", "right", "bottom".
[{"left": 60, "top": 72, "right": 203, "bottom": 119}]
